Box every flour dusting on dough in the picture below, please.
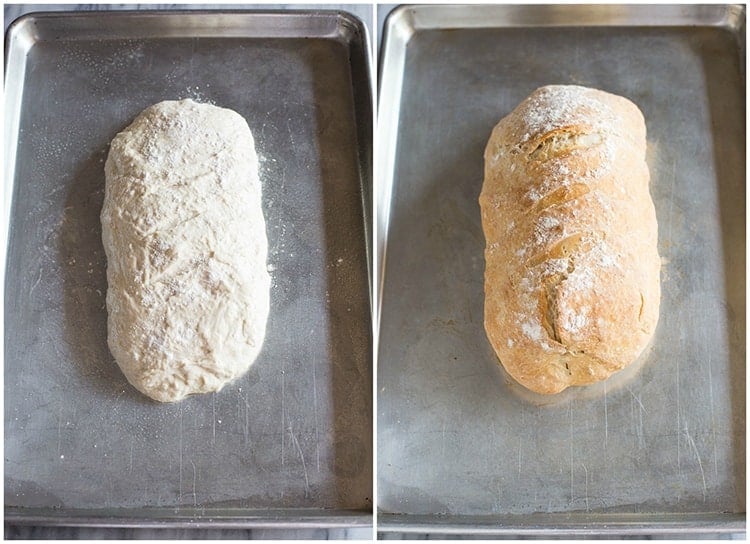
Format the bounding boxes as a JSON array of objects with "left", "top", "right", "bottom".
[{"left": 101, "top": 99, "right": 270, "bottom": 402}]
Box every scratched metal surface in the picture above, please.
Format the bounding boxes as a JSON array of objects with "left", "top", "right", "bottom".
[
  {"left": 4, "top": 11, "right": 372, "bottom": 523},
  {"left": 377, "top": 4, "right": 745, "bottom": 531}
]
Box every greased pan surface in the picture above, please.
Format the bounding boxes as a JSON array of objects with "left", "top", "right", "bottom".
[
  {"left": 377, "top": 4, "right": 744, "bottom": 534},
  {"left": 4, "top": 10, "right": 372, "bottom": 526}
]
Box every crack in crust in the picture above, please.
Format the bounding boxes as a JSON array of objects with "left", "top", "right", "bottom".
[
  {"left": 541, "top": 273, "right": 564, "bottom": 344},
  {"left": 528, "top": 129, "right": 604, "bottom": 161},
  {"left": 526, "top": 232, "right": 584, "bottom": 268},
  {"left": 532, "top": 183, "right": 591, "bottom": 213},
  {"left": 539, "top": 257, "right": 576, "bottom": 347}
]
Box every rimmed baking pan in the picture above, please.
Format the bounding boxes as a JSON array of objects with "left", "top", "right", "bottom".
[
  {"left": 4, "top": 9, "right": 372, "bottom": 528},
  {"left": 376, "top": 4, "right": 745, "bottom": 536}
]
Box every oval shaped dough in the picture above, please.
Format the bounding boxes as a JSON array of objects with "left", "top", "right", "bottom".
[
  {"left": 101, "top": 99, "right": 270, "bottom": 402},
  {"left": 480, "top": 85, "right": 660, "bottom": 395}
]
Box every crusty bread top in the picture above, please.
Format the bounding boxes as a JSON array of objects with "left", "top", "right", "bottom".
[{"left": 480, "top": 85, "right": 660, "bottom": 395}]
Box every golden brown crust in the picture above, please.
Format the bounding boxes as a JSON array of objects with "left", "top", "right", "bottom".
[{"left": 479, "top": 85, "right": 660, "bottom": 395}]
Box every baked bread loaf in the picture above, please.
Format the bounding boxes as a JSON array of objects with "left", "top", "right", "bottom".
[{"left": 479, "top": 85, "right": 660, "bottom": 395}]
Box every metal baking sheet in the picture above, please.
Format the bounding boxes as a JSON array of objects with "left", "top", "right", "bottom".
[
  {"left": 376, "top": 4, "right": 745, "bottom": 535},
  {"left": 4, "top": 10, "right": 372, "bottom": 527}
]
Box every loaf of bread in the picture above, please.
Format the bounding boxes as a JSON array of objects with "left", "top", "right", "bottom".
[{"left": 479, "top": 85, "right": 660, "bottom": 395}]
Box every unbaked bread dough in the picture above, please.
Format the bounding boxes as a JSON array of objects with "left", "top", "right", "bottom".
[{"left": 101, "top": 99, "right": 270, "bottom": 402}]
